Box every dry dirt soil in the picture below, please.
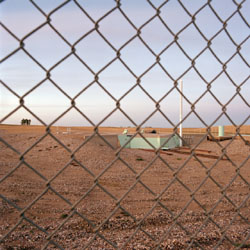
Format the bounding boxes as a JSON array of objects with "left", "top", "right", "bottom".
[{"left": 0, "top": 125, "right": 249, "bottom": 249}]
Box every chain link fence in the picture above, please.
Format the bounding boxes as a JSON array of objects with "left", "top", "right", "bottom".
[{"left": 0, "top": 0, "right": 249, "bottom": 249}]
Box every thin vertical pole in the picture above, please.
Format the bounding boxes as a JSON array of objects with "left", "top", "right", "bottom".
[{"left": 179, "top": 79, "right": 183, "bottom": 147}]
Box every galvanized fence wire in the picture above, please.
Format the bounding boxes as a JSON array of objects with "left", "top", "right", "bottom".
[{"left": 0, "top": 0, "right": 249, "bottom": 249}]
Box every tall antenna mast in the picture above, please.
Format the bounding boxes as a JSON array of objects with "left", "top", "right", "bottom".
[{"left": 179, "top": 79, "right": 183, "bottom": 147}]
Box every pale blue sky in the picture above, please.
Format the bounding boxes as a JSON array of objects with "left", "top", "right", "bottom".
[{"left": 0, "top": 0, "right": 249, "bottom": 128}]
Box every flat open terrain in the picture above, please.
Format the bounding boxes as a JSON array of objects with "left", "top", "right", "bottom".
[{"left": 0, "top": 125, "right": 249, "bottom": 249}]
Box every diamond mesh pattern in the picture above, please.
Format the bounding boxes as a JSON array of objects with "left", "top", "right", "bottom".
[{"left": 0, "top": 0, "right": 249, "bottom": 249}]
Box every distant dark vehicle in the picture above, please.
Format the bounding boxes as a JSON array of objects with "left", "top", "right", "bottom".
[{"left": 151, "top": 129, "right": 157, "bottom": 134}]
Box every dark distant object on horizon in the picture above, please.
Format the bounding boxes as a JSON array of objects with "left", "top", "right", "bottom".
[{"left": 21, "top": 119, "right": 31, "bottom": 125}]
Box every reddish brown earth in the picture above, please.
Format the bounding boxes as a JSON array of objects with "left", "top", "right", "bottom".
[{"left": 0, "top": 125, "right": 249, "bottom": 249}]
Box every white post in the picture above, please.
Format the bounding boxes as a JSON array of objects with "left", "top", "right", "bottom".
[{"left": 179, "top": 79, "right": 183, "bottom": 147}]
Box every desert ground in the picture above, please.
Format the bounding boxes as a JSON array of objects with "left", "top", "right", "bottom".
[{"left": 0, "top": 125, "right": 249, "bottom": 249}]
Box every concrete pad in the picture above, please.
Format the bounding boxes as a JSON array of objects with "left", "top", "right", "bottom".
[{"left": 84, "top": 134, "right": 119, "bottom": 149}]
